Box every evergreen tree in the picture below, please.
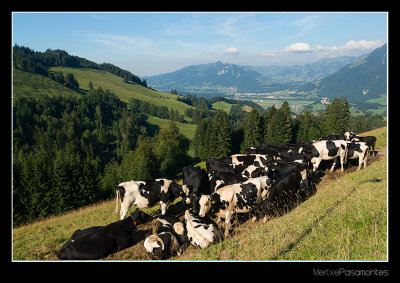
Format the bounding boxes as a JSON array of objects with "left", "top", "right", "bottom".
[
  {"left": 192, "top": 117, "right": 209, "bottom": 160},
  {"left": 323, "top": 97, "right": 350, "bottom": 136},
  {"left": 263, "top": 105, "right": 277, "bottom": 142},
  {"left": 265, "top": 102, "right": 293, "bottom": 145},
  {"left": 241, "top": 109, "right": 263, "bottom": 151},
  {"left": 208, "top": 109, "right": 231, "bottom": 159},
  {"left": 154, "top": 121, "right": 190, "bottom": 178}
]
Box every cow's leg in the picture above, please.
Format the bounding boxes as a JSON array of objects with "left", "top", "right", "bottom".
[
  {"left": 363, "top": 149, "right": 369, "bottom": 168},
  {"left": 330, "top": 157, "right": 337, "bottom": 172},
  {"left": 160, "top": 201, "right": 168, "bottom": 215},
  {"left": 340, "top": 153, "right": 345, "bottom": 172},
  {"left": 115, "top": 190, "right": 120, "bottom": 213},
  {"left": 313, "top": 158, "right": 321, "bottom": 172},
  {"left": 120, "top": 199, "right": 134, "bottom": 220},
  {"left": 224, "top": 211, "right": 233, "bottom": 237}
]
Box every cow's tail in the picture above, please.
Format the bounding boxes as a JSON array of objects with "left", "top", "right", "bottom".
[{"left": 115, "top": 189, "right": 120, "bottom": 213}]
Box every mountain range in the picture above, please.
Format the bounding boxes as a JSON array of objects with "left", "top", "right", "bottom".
[{"left": 146, "top": 44, "right": 387, "bottom": 107}]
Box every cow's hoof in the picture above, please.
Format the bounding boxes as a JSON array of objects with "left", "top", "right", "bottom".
[
  {"left": 263, "top": 216, "right": 268, "bottom": 223},
  {"left": 251, "top": 216, "right": 257, "bottom": 223}
]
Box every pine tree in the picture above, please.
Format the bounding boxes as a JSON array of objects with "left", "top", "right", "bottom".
[
  {"left": 192, "top": 117, "right": 208, "bottom": 160},
  {"left": 241, "top": 109, "right": 263, "bottom": 151},
  {"left": 265, "top": 102, "right": 293, "bottom": 145},
  {"left": 264, "top": 105, "right": 277, "bottom": 142},
  {"left": 209, "top": 109, "right": 231, "bottom": 159},
  {"left": 323, "top": 97, "right": 350, "bottom": 136}
]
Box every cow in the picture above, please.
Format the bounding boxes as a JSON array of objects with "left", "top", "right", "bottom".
[
  {"left": 351, "top": 135, "right": 377, "bottom": 156},
  {"left": 259, "top": 170, "right": 306, "bottom": 222},
  {"left": 346, "top": 141, "right": 369, "bottom": 171},
  {"left": 318, "top": 133, "right": 345, "bottom": 141},
  {"left": 198, "top": 176, "right": 272, "bottom": 236},
  {"left": 182, "top": 166, "right": 212, "bottom": 214},
  {"left": 57, "top": 208, "right": 153, "bottom": 260},
  {"left": 182, "top": 166, "right": 210, "bottom": 195},
  {"left": 309, "top": 140, "right": 348, "bottom": 172},
  {"left": 143, "top": 215, "right": 188, "bottom": 260},
  {"left": 116, "top": 179, "right": 189, "bottom": 220},
  {"left": 184, "top": 209, "right": 222, "bottom": 248},
  {"left": 257, "top": 143, "right": 301, "bottom": 157},
  {"left": 222, "top": 154, "right": 272, "bottom": 176},
  {"left": 206, "top": 157, "right": 236, "bottom": 174}
]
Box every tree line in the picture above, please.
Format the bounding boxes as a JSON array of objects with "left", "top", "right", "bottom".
[
  {"left": 13, "top": 45, "right": 147, "bottom": 87},
  {"left": 191, "top": 97, "right": 385, "bottom": 160}
]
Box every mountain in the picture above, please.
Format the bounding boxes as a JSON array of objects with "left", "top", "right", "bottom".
[
  {"left": 147, "top": 61, "right": 271, "bottom": 93},
  {"left": 147, "top": 54, "right": 369, "bottom": 95},
  {"left": 317, "top": 43, "right": 387, "bottom": 103},
  {"left": 246, "top": 55, "right": 366, "bottom": 82}
]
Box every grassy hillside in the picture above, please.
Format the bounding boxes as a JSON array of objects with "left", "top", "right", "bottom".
[
  {"left": 12, "top": 127, "right": 387, "bottom": 261},
  {"left": 13, "top": 68, "right": 81, "bottom": 99},
  {"left": 49, "top": 67, "right": 193, "bottom": 117}
]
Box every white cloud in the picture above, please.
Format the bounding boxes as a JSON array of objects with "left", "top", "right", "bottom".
[
  {"left": 260, "top": 42, "right": 312, "bottom": 56},
  {"left": 261, "top": 40, "right": 384, "bottom": 58},
  {"left": 315, "top": 39, "right": 384, "bottom": 57},
  {"left": 284, "top": 42, "right": 312, "bottom": 52},
  {"left": 224, "top": 47, "right": 239, "bottom": 54}
]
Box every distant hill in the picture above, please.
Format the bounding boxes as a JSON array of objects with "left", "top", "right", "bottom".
[
  {"left": 147, "top": 61, "right": 271, "bottom": 93},
  {"left": 246, "top": 55, "right": 366, "bottom": 82},
  {"left": 317, "top": 43, "right": 387, "bottom": 103}
]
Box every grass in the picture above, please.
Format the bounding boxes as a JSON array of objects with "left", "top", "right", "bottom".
[
  {"left": 49, "top": 67, "right": 193, "bottom": 116},
  {"left": 12, "top": 126, "right": 387, "bottom": 261}
]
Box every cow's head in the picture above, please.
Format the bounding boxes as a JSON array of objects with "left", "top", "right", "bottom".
[
  {"left": 130, "top": 208, "right": 153, "bottom": 225},
  {"left": 198, "top": 193, "right": 221, "bottom": 218},
  {"left": 143, "top": 234, "right": 165, "bottom": 260}
]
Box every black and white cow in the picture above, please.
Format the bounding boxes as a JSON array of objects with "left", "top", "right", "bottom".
[
  {"left": 257, "top": 143, "right": 302, "bottom": 157},
  {"left": 115, "top": 179, "right": 189, "bottom": 220},
  {"left": 198, "top": 176, "right": 272, "bottom": 236},
  {"left": 351, "top": 135, "right": 377, "bottom": 156},
  {"left": 222, "top": 154, "right": 272, "bottom": 176},
  {"left": 259, "top": 170, "right": 305, "bottom": 221},
  {"left": 309, "top": 140, "right": 348, "bottom": 172},
  {"left": 318, "top": 133, "right": 345, "bottom": 141},
  {"left": 182, "top": 166, "right": 212, "bottom": 214},
  {"left": 184, "top": 209, "right": 222, "bottom": 248},
  {"left": 143, "top": 215, "right": 188, "bottom": 260},
  {"left": 206, "top": 157, "right": 236, "bottom": 174},
  {"left": 57, "top": 209, "right": 153, "bottom": 260},
  {"left": 182, "top": 166, "right": 210, "bottom": 195},
  {"left": 346, "top": 141, "right": 369, "bottom": 171}
]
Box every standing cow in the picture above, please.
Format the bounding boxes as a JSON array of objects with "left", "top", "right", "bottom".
[
  {"left": 310, "top": 140, "right": 348, "bottom": 172},
  {"left": 115, "top": 179, "right": 189, "bottom": 220},
  {"left": 198, "top": 176, "right": 272, "bottom": 236}
]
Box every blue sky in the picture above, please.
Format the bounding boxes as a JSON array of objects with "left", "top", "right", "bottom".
[{"left": 12, "top": 12, "right": 387, "bottom": 77}]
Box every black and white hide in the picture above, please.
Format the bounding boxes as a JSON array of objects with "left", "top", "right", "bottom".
[
  {"left": 184, "top": 209, "right": 222, "bottom": 248},
  {"left": 143, "top": 215, "right": 188, "bottom": 260}
]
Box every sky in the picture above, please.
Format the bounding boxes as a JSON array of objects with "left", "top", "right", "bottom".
[{"left": 12, "top": 12, "right": 388, "bottom": 77}]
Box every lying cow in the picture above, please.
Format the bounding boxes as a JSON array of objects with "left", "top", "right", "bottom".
[
  {"left": 184, "top": 209, "right": 222, "bottom": 248},
  {"left": 116, "top": 179, "right": 189, "bottom": 220},
  {"left": 198, "top": 176, "right": 272, "bottom": 236},
  {"left": 260, "top": 170, "right": 305, "bottom": 221},
  {"left": 57, "top": 208, "right": 153, "bottom": 260},
  {"left": 310, "top": 140, "right": 348, "bottom": 172},
  {"left": 346, "top": 141, "right": 369, "bottom": 171},
  {"left": 143, "top": 215, "right": 188, "bottom": 260}
]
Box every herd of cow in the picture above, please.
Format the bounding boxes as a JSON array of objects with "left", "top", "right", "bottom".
[{"left": 57, "top": 131, "right": 377, "bottom": 260}]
